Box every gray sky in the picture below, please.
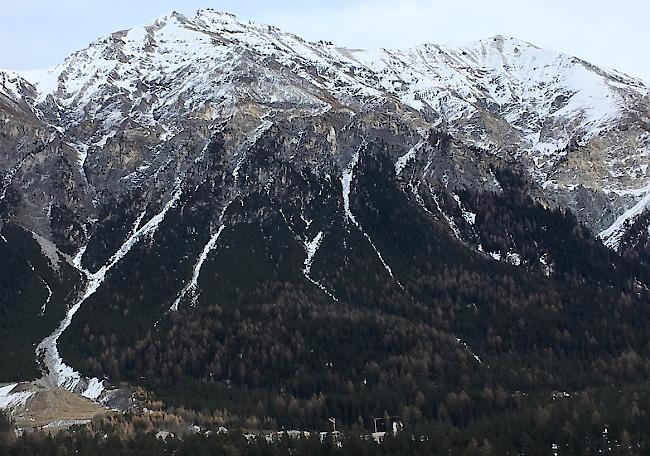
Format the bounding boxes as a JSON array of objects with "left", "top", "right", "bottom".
[{"left": 1, "top": 0, "right": 649, "bottom": 82}]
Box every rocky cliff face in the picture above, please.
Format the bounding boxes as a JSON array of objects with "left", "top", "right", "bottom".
[
  {"left": 1, "top": 9, "right": 649, "bottom": 249},
  {"left": 1, "top": 8, "right": 650, "bottom": 423}
]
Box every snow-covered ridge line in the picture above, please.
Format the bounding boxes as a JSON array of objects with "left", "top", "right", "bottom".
[
  {"left": 5, "top": 10, "right": 649, "bottom": 253},
  {"left": 36, "top": 184, "right": 184, "bottom": 396},
  {"left": 9, "top": 7, "right": 647, "bottom": 164}
]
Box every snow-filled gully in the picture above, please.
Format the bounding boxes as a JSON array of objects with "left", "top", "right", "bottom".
[
  {"left": 36, "top": 185, "right": 183, "bottom": 400},
  {"left": 342, "top": 144, "right": 405, "bottom": 291},
  {"left": 34, "top": 123, "right": 258, "bottom": 397},
  {"left": 302, "top": 230, "right": 340, "bottom": 303},
  {"left": 40, "top": 277, "right": 52, "bottom": 315},
  {"left": 456, "top": 337, "right": 483, "bottom": 365},
  {"left": 170, "top": 201, "right": 232, "bottom": 311},
  {"left": 303, "top": 231, "right": 323, "bottom": 276},
  {"left": 395, "top": 139, "right": 426, "bottom": 176},
  {"left": 170, "top": 120, "right": 274, "bottom": 312},
  {"left": 278, "top": 206, "right": 340, "bottom": 303}
]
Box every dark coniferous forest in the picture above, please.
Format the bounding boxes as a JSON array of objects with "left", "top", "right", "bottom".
[
  {"left": 2, "top": 138, "right": 647, "bottom": 454},
  {"left": 1, "top": 16, "right": 650, "bottom": 452}
]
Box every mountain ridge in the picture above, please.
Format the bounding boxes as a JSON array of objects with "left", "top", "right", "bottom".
[
  {"left": 1, "top": 8, "right": 648, "bottom": 248},
  {"left": 1, "top": 9, "right": 650, "bottom": 447}
]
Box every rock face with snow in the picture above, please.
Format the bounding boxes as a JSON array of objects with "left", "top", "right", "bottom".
[
  {"left": 0, "top": 9, "right": 649, "bottom": 414},
  {"left": 1, "top": 9, "right": 648, "bottom": 249}
]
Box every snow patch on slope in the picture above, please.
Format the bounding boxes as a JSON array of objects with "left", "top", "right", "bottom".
[
  {"left": 0, "top": 383, "right": 34, "bottom": 410},
  {"left": 452, "top": 194, "right": 476, "bottom": 226},
  {"left": 599, "top": 185, "right": 650, "bottom": 249},
  {"left": 82, "top": 378, "right": 105, "bottom": 401}
]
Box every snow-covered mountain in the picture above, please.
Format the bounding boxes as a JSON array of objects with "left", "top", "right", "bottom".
[
  {"left": 1, "top": 8, "right": 650, "bottom": 429},
  {"left": 2, "top": 9, "right": 648, "bottom": 245}
]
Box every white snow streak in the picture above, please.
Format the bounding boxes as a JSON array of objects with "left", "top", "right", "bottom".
[
  {"left": 302, "top": 231, "right": 339, "bottom": 302},
  {"left": 40, "top": 277, "right": 53, "bottom": 315},
  {"left": 36, "top": 185, "right": 183, "bottom": 394},
  {"left": 303, "top": 231, "right": 323, "bottom": 276},
  {"left": 305, "top": 275, "right": 339, "bottom": 303},
  {"left": 395, "top": 139, "right": 425, "bottom": 176},
  {"left": 409, "top": 182, "right": 434, "bottom": 216},
  {"left": 456, "top": 338, "right": 483, "bottom": 365},
  {"left": 279, "top": 209, "right": 339, "bottom": 304},
  {"left": 171, "top": 224, "right": 226, "bottom": 311},
  {"left": 341, "top": 146, "right": 361, "bottom": 225},
  {"left": 301, "top": 231, "right": 338, "bottom": 302},
  {"left": 341, "top": 144, "right": 405, "bottom": 290}
]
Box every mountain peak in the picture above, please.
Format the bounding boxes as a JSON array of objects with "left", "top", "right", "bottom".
[
  {"left": 2, "top": 11, "right": 650, "bottom": 447},
  {"left": 194, "top": 8, "right": 240, "bottom": 21},
  {"left": 3, "top": 8, "right": 648, "bottom": 177},
  {"left": 148, "top": 8, "right": 255, "bottom": 35}
]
